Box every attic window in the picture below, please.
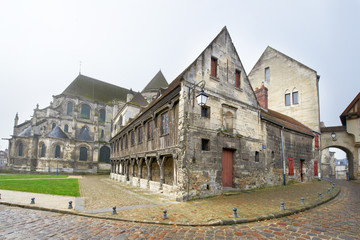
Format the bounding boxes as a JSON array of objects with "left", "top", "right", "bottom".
[
  {"left": 265, "top": 67, "right": 270, "bottom": 81},
  {"left": 235, "top": 70, "right": 241, "bottom": 88},
  {"left": 211, "top": 57, "right": 218, "bottom": 77}
]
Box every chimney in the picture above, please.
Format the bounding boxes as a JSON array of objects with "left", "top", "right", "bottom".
[{"left": 255, "top": 83, "right": 268, "bottom": 109}]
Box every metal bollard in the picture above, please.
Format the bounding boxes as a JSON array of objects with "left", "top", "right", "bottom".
[
  {"left": 328, "top": 188, "right": 331, "bottom": 194},
  {"left": 233, "top": 208, "right": 238, "bottom": 218},
  {"left": 112, "top": 206, "right": 117, "bottom": 215},
  {"left": 280, "top": 202, "right": 285, "bottom": 210},
  {"left": 318, "top": 193, "right": 322, "bottom": 199},
  {"left": 30, "top": 198, "right": 35, "bottom": 204},
  {"left": 301, "top": 197, "right": 305, "bottom": 205},
  {"left": 332, "top": 184, "right": 335, "bottom": 190},
  {"left": 68, "top": 201, "right": 73, "bottom": 209},
  {"left": 163, "top": 210, "right": 167, "bottom": 219}
]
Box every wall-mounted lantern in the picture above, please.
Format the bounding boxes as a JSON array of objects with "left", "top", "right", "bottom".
[{"left": 331, "top": 132, "right": 336, "bottom": 140}]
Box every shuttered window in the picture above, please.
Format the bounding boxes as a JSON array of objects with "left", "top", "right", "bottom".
[{"left": 211, "top": 57, "right": 217, "bottom": 77}]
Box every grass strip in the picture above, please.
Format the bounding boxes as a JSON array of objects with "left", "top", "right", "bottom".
[
  {"left": 0, "top": 179, "right": 80, "bottom": 197},
  {"left": 0, "top": 174, "right": 68, "bottom": 179}
]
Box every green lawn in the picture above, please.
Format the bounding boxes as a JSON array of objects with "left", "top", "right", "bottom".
[
  {"left": 0, "top": 179, "right": 80, "bottom": 197},
  {"left": 0, "top": 174, "right": 68, "bottom": 179}
]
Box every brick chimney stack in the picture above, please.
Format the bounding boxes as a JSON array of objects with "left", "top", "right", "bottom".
[{"left": 255, "top": 83, "right": 268, "bottom": 109}]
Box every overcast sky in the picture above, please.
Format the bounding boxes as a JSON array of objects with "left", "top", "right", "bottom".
[{"left": 1, "top": 0, "right": 359, "bottom": 159}]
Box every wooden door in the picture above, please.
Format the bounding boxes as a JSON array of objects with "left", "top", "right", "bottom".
[
  {"left": 314, "top": 161, "right": 318, "bottom": 176},
  {"left": 222, "top": 149, "right": 233, "bottom": 187},
  {"left": 300, "top": 160, "right": 304, "bottom": 182}
]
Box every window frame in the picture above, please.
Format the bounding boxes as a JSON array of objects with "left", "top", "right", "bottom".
[
  {"left": 292, "top": 91, "right": 299, "bottom": 105},
  {"left": 80, "top": 104, "right": 91, "bottom": 119},
  {"left": 147, "top": 120, "right": 153, "bottom": 140},
  {"left": 201, "top": 106, "right": 210, "bottom": 118},
  {"left": 235, "top": 69, "right": 241, "bottom": 88},
  {"left": 67, "top": 102, "right": 73, "bottom": 116},
  {"left": 40, "top": 144, "right": 46, "bottom": 158},
  {"left": 18, "top": 142, "right": 23, "bottom": 157},
  {"left": 99, "top": 109, "right": 106, "bottom": 122},
  {"left": 285, "top": 93, "right": 291, "bottom": 106},
  {"left": 64, "top": 124, "right": 69, "bottom": 132},
  {"left": 130, "top": 130, "right": 135, "bottom": 146},
  {"left": 211, "top": 57, "right": 218, "bottom": 78},
  {"left": 138, "top": 126, "right": 143, "bottom": 144},
  {"left": 161, "top": 112, "right": 169, "bottom": 135},
  {"left": 255, "top": 151, "right": 259, "bottom": 162},
  {"left": 265, "top": 67, "right": 270, "bottom": 81},
  {"left": 79, "top": 146, "right": 88, "bottom": 161},
  {"left": 55, "top": 145, "right": 61, "bottom": 158},
  {"left": 201, "top": 139, "right": 210, "bottom": 151}
]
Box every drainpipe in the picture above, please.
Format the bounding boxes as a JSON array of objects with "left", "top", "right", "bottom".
[{"left": 281, "top": 126, "right": 286, "bottom": 185}]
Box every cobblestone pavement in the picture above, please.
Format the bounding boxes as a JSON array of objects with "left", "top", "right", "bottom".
[{"left": 0, "top": 180, "right": 359, "bottom": 239}]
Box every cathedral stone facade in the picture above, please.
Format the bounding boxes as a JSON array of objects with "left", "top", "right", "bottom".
[
  {"left": 8, "top": 73, "right": 167, "bottom": 174},
  {"left": 109, "top": 27, "right": 320, "bottom": 201}
]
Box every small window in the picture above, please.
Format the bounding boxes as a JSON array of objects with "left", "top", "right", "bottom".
[
  {"left": 288, "top": 157, "right": 294, "bottom": 176},
  {"left": 285, "top": 93, "right": 291, "bottom": 106},
  {"left": 211, "top": 57, "right": 218, "bottom": 77},
  {"left": 101, "top": 129, "right": 104, "bottom": 139},
  {"left": 18, "top": 142, "right": 23, "bottom": 157},
  {"left": 130, "top": 131, "right": 135, "bottom": 146},
  {"left": 79, "top": 147, "right": 88, "bottom": 161},
  {"left": 292, "top": 91, "right": 299, "bottom": 105},
  {"left": 119, "top": 115, "right": 123, "bottom": 126},
  {"left": 99, "top": 109, "right": 106, "bottom": 122},
  {"left": 67, "top": 102, "right": 73, "bottom": 116},
  {"left": 161, "top": 112, "right": 169, "bottom": 135},
  {"left": 147, "top": 121, "right": 153, "bottom": 140},
  {"left": 235, "top": 69, "right": 241, "bottom": 88},
  {"left": 81, "top": 104, "right": 91, "bottom": 119},
  {"left": 255, "top": 151, "right": 259, "bottom": 162},
  {"left": 201, "top": 106, "right": 210, "bottom": 118},
  {"left": 55, "top": 145, "right": 61, "bottom": 158},
  {"left": 201, "top": 139, "right": 210, "bottom": 151},
  {"left": 64, "top": 124, "right": 69, "bottom": 132},
  {"left": 125, "top": 134, "right": 128, "bottom": 149},
  {"left": 138, "top": 127, "right": 143, "bottom": 143},
  {"left": 52, "top": 123, "right": 56, "bottom": 129},
  {"left": 265, "top": 67, "right": 270, "bottom": 81},
  {"left": 120, "top": 138, "right": 123, "bottom": 151},
  {"left": 41, "top": 144, "right": 46, "bottom": 157}
]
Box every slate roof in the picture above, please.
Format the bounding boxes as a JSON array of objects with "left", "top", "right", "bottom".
[
  {"left": 261, "top": 109, "right": 314, "bottom": 136},
  {"left": 142, "top": 70, "right": 168, "bottom": 93},
  {"left": 48, "top": 126, "right": 68, "bottom": 139},
  {"left": 18, "top": 126, "right": 32, "bottom": 137},
  {"left": 129, "top": 92, "right": 148, "bottom": 107},
  {"left": 78, "top": 126, "right": 93, "bottom": 142},
  {"left": 62, "top": 74, "right": 130, "bottom": 104}
]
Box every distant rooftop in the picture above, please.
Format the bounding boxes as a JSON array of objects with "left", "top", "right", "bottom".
[
  {"left": 142, "top": 70, "right": 168, "bottom": 93},
  {"left": 62, "top": 74, "right": 130, "bottom": 104}
]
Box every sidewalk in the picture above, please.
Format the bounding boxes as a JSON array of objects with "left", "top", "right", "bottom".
[{"left": 0, "top": 176, "right": 340, "bottom": 226}]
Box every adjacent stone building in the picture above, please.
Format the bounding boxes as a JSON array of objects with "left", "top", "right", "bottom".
[{"left": 110, "top": 27, "right": 319, "bottom": 201}]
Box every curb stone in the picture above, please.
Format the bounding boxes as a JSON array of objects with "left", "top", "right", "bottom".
[{"left": 0, "top": 187, "right": 340, "bottom": 226}]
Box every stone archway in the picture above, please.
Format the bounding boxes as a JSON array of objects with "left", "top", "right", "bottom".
[{"left": 321, "top": 127, "right": 359, "bottom": 180}]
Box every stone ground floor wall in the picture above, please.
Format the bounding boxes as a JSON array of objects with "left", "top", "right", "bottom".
[{"left": 8, "top": 157, "right": 101, "bottom": 174}]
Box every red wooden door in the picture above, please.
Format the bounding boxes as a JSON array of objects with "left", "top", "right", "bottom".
[
  {"left": 222, "top": 149, "right": 233, "bottom": 187},
  {"left": 314, "top": 161, "right": 318, "bottom": 176}
]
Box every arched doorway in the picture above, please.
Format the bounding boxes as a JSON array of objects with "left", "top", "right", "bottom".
[
  {"left": 99, "top": 146, "right": 110, "bottom": 163},
  {"left": 322, "top": 146, "right": 354, "bottom": 180}
]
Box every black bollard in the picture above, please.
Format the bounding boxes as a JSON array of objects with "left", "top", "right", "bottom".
[
  {"left": 68, "top": 201, "right": 73, "bottom": 209},
  {"left": 163, "top": 210, "right": 167, "bottom": 219},
  {"left": 328, "top": 188, "right": 331, "bottom": 194},
  {"left": 30, "top": 198, "right": 35, "bottom": 204},
  {"left": 318, "top": 193, "right": 322, "bottom": 199},
  {"left": 280, "top": 202, "right": 285, "bottom": 210},
  {"left": 112, "top": 206, "right": 117, "bottom": 215},
  {"left": 233, "top": 208, "right": 238, "bottom": 218},
  {"left": 301, "top": 197, "right": 305, "bottom": 205},
  {"left": 332, "top": 184, "right": 335, "bottom": 190}
]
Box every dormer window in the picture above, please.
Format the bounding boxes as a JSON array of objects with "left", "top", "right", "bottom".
[{"left": 211, "top": 57, "right": 218, "bottom": 77}]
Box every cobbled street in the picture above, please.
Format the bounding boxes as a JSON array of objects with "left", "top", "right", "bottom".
[{"left": 0, "top": 180, "right": 359, "bottom": 240}]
